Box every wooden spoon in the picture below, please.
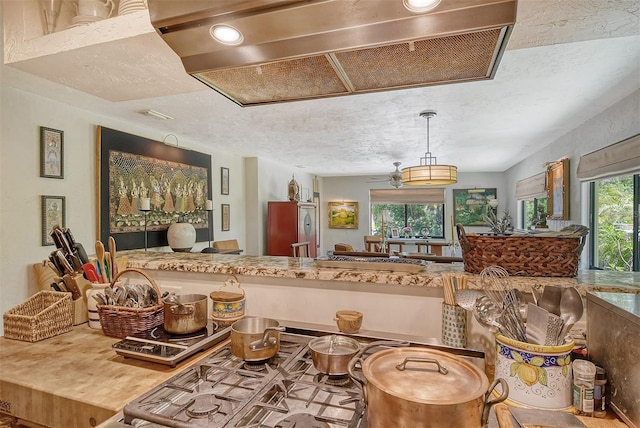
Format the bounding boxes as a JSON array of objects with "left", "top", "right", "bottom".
[
  {"left": 108, "top": 236, "right": 117, "bottom": 278},
  {"left": 95, "top": 240, "right": 106, "bottom": 284}
]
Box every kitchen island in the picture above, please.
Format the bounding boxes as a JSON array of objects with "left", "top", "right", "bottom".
[
  {"left": 120, "top": 250, "right": 639, "bottom": 342},
  {"left": 2, "top": 251, "right": 637, "bottom": 427}
]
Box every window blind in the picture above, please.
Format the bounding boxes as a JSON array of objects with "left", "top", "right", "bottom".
[
  {"left": 577, "top": 134, "right": 640, "bottom": 181},
  {"left": 369, "top": 188, "right": 445, "bottom": 204},
  {"left": 515, "top": 171, "right": 546, "bottom": 200}
]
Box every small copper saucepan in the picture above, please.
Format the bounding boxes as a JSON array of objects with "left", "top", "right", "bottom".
[{"left": 231, "top": 317, "right": 285, "bottom": 361}]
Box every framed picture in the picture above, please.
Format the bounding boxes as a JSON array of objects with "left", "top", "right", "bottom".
[
  {"left": 40, "top": 126, "right": 64, "bottom": 179},
  {"left": 41, "top": 195, "right": 65, "bottom": 246},
  {"left": 547, "top": 158, "right": 569, "bottom": 220},
  {"left": 97, "top": 126, "right": 212, "bottom": 250},
  {"left": 390, "top": 227, "right": 400, "bottom": 238},
  {"left": 221, "top": 167, "right": 229, "bottom": 195},
  {"left": 453, "top": 188, "right": 497, "bottom": 226},
  {"left": 328, "top": 201, "right": 358, "bottom": 229},
  {"left": 221, "top": 204, "right": 230, "bottom": 231}
]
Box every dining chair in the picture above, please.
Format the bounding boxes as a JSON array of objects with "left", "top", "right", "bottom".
[
  {"left": 213, "top": 239, "right": 240, "bottom": 251},
  {"left": 334, "top": 243, "right": 354, "bottom": 251},
  {"left": 291, "top": 241, "right": 311, "bottom": 257},
  {"left": 363, "top": 235, "right": 383, "bottom": 252}
]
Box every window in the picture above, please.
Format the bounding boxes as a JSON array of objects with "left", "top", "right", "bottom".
[
  {"left": 589, "top": 174, "right": 639, "bottom": 271},
  {"left": 369, "top": 189, "right": 445, "bottom": 238},
  {"left": 521, "top": 197, "right": 548, "bottom": 230}
]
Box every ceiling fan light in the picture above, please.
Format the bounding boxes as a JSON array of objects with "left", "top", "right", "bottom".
[{"left": 402, "top": 165, "right": 458, "bottom": 186}]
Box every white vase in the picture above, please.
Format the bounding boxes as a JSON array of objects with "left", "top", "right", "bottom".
[{"left": 168, "top": 220, "right": 196, "bottom": 252}]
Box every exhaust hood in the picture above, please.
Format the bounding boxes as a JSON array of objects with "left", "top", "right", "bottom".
[{"left": 148, "top": 0, "right": 517, "bottom": 107}]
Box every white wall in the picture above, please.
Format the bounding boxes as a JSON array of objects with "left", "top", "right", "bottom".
[
  {"left": 505, "top": 90, "right": 640, "bottom": 264},
  {"left": 0, "top": 84, "right": 247, "bottom": 332}
]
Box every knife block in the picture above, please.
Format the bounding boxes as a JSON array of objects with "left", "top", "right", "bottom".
[{"left": 33, "top": 263, "right": 91, "bottom": 326}]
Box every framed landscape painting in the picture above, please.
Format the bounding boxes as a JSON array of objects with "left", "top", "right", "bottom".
[
  {"left": 328, "top": 201, "right": 358, "bottom": 229},
  {"left": 453, "top": 188, "right": 497, "bottom": 226}
]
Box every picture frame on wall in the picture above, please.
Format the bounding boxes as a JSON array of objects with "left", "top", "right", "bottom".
[
  {"left": 328, "top": 201, "right": 359, "bottom": 229},
  {"left": 221, "top": 167, "right": 229, "bottom": 195},
  {"left": 221, "top": 203, "right": 230, "bottom": 231},
  {"left": 547, "top": 158, "right": 570, "bottom": 220},
  {"left": 40, "top": 126, "right": 64, "bottom": 179},
  {"left": 41, "top": 195, "right": 65, "bottom": 246},
  {"left": 453, "top": 188, "right": 497, "bottom": 226}
]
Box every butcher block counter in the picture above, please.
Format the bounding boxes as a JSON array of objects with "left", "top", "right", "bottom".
[
  {"left": 0, "top": 325, "right": 628, "bottom": 428},
  {"left": 0, "top": 324, "right": 226, "bottom": 428}
]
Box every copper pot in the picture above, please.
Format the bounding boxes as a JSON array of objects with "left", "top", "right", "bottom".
[
  {"left": 163, "top": 294, "right": 208, "bottom": 335},
  {"left": 231, "top": 317, "right": 285, "bottom": 361},
  {"left": 348, "top": 347, "right": 508, "bottom": 428}
]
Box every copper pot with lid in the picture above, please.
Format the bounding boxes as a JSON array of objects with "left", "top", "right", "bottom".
[{"left": 348, "top": 347, "right": 508, "bottom": 428}]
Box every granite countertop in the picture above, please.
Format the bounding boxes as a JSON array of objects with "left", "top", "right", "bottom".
[{"left": 122, "top": 251, "right": 640, "bottom": 294}]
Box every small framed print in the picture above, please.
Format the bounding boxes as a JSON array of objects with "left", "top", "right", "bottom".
[
  {"left": 390, "top": 227, "right": 400, "bottom": 238},
  {"left": 221, "top": 167, "right": 229, "bottom": 195},
  {"left": 40, "top": 126, "right": 64, "bottom": 179},
  {"left": 41, "top": 195, "right": 65, "bottom": 246},
  {"left": 547, "top": 158, "right": 570, "bottom": 220},
  {"left": 221, "top": 203, "right": 230, "bottom": 231}
]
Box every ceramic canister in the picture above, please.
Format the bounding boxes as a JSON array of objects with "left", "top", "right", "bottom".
[
  {"left": 494, "top": 334, "right": 574, "bottom": 410},
  {"left": 86, "top": 283, "right": 107, "bottom": 329}
]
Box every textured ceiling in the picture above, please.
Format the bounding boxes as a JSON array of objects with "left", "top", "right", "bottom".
[{"left": 3, "top": 0, "right": 640, "bottom": 179}]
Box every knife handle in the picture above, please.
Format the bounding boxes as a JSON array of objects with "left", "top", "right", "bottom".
[
  {"left": 62, "top": 274, "right": 81, "bottom": 300},
  {"left": 55, "top": 250, "right": 74, "bottom": 275},
  {"left": 74, "top": 243, "right": 90, "bottom": 265}
]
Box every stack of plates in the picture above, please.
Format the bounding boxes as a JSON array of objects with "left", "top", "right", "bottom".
[
  {"left": 118, "top": 0, "right": 147, "bottom": 15},
  {"left": 67, "top": 14, "right": 104, "bottom": 29}
]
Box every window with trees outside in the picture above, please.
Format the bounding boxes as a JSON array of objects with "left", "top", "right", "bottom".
[
  {"left": 369, "top": 188, "right": 445, "bottom": 239},
  {"left": 589, "top": 174, "right": 639, "bottom": 271},
  {"left": 522, "top": 197, "right": 548, "bottom": 230}
]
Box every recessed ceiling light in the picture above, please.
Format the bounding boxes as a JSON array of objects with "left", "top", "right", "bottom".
[
  {"left": 210, "top": 25, "right": 243, "bottom": 45},
  {"left": 403, "top": 0, "right": 441, "bottom": 13}
]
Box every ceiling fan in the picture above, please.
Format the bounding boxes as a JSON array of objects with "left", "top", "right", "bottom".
[{"left": 367, "top": 162, "right": 404, "bottom": 189}]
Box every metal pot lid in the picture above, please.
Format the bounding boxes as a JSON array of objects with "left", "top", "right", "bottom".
[
  {"left": 309, "top": 335, "right": 360, "bottom": 355},
  {"left": 362, "top": 347, "right": 489, "bottom": 405}
]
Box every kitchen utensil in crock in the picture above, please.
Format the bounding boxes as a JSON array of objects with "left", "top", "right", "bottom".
[
  {"left": 555, "top": 286, "right": 583, "bottom": 345},
  {"left": 454, "top": 289, "right": 485, "bottom": 310},
  {"left": 163, "top": 294, "right": 208, "bottom": 335},
  {"left": 95, "top": 240, "right": 107, "bottom": 283},
  {"left": 231, "top": 317, "right": 285, "bottom": 361},
  {"left": 538, "top": 285, "right": 563, "bottom": 316},
  {"left": 108, "top": 236, "right": 118, "bottom": 278},
  {"left": 348, "top": 347, "right": 508, "bottom": 428},
  {"left": 308, "top": 334, "right": 360, "bottom": 375},
  {"left": 335, "top": 310, "right": 363, "bottom": 334}
]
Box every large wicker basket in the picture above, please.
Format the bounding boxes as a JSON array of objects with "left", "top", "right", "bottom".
[
  {"left": 3, "top": 291, "right": 73, "bottom": 342},
  {"left": 457, "top": 224, "right": 586, "bottom": 277},
  {"left": 97, "top": 268, "right": 164, "bottom": 338}
]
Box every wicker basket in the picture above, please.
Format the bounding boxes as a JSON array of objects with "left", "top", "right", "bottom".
[
  {"left": 457, "top": 224, "right": 586, "bottom": 277},
  {"left": 97, "top": 268, "right": 164, "bottom": 338},
  {"left": 3, "top": 291, "right": 73, "bottom": 342}
]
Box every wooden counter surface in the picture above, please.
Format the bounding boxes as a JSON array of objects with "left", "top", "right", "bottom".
[{"left": 0, "top": 325, "right": 225, "bottom": 428}]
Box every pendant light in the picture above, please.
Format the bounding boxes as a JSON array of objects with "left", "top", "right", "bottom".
[{"left": 401, "top": 110, "right": 458, "bottom": 186}]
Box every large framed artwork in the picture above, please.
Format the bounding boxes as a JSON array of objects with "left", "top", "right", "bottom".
[
  {"left": 40, "top": 126, "right": 64, "bottom": 179},
  {"left": 547, "top": 158, "right": 569, "bottom": 220},
  {"left": 453, "top": 188, "right": 497, "bottom": 226},
  {"left": 328, "top": 201, "right": 358, "bottom": 229},
  {"left": 97, "top": 126, "right": 212, "bottom": 250},
  {"left": 41, "top": 195, "right": 65, "bottom": 246}
]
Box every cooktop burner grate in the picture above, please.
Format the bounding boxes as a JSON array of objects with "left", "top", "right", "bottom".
[{"left": 123, "top": 333, "right": 367, "bottom": 427}]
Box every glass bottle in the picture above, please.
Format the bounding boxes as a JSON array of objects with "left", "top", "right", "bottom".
[
  {"left": 593, "top": 366, "right": 607, "bottom": 418},
  {"left": 572, "top": 359, "right": 596, "bottom": 416}
]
